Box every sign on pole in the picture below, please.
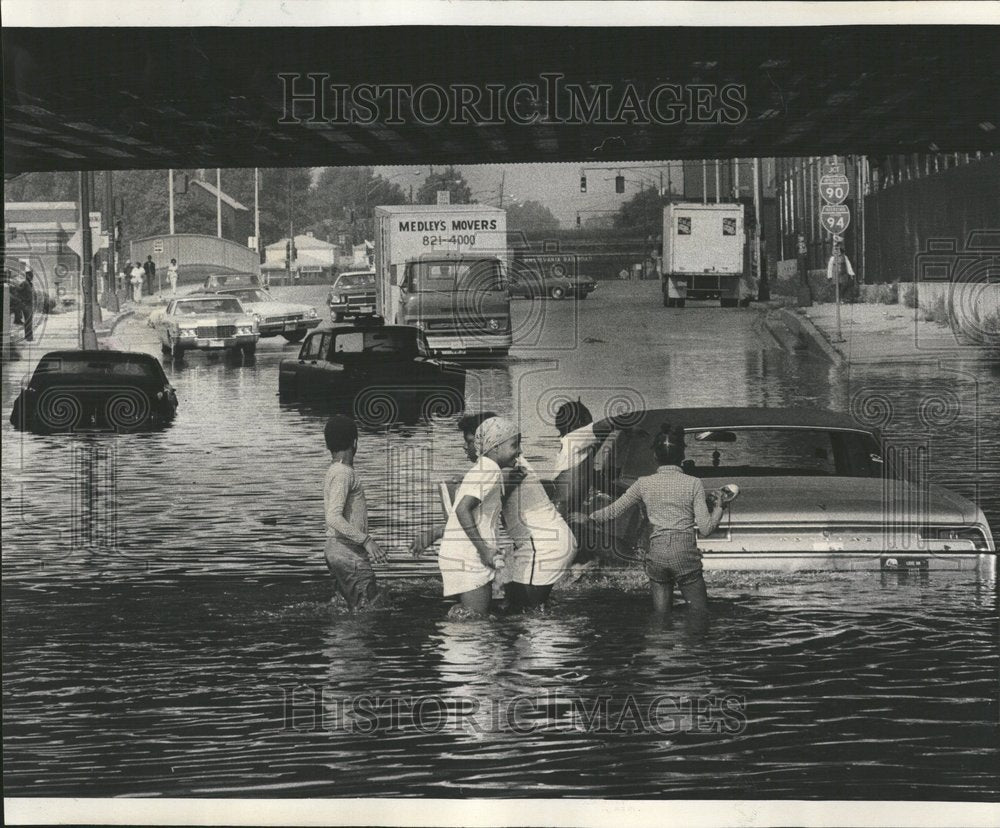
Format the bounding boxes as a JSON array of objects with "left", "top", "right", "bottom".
[
  {"left": 436, "top": 190, "right": 451, "bottom": 205},
  {"left": 819, "top": 173, "right": 850, "bottom": 205},
  {"left": 820, "top": 204, "right": 851, "bottom": 235},
  {"left": 153, "top": 239, "right": 164, "bottom": 254}
]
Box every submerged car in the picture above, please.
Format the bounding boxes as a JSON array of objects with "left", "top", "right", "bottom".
[
  {"left": 278, "top": 325, "right": 466, "bottom": 424},
  {"left": 10, "top": 350, "right": 178, "bottom": 433},
  {"left": 154, "top": 294, "right": 259, "bottom": 359},
  {"left": 506, "top": 261, "right": 597, "bottom": 300},
  {"left": 586, "top": 407, "right": 994, "bottom": 570},
  {"left": 214, "top": 287, "right": 319, "bottom": 343},
  {"left": 327, "top": 269, "right": 377, "bottom": 321}
]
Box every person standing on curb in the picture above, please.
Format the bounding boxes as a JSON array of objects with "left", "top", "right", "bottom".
[
  {"left": 167, "top": 258, "right": 179, "bottom": 295},
  {"left": 130, "top": 261, "right": 145, "bottom": 302},
  {"left": 144, "top": 256, "right": 157, "bottom": 296},
  {"left": 14, "top": 267, "right": 35, "bottom": 342}
]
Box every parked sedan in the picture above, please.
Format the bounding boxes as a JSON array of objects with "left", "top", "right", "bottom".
[
  {"left": 154, "top": 294, "right": 259, "bottom": 359},
  {"left": 584, "top": 407, "right": 994, "bottom": 570},
  {"left": 214, "top": 287, "right": 319, "bottom": 343},
  {"left": 506, "top": 263, "right": 597, "bottom": 300},
  {"left": 327, "top": 270, "right": 377, "bottom": 321},
  {"left": 278, "top": 325, "right": 466, "bottom": 425},
  {"left": 10, "top": 350, "right": 178, "bottom": 433}
]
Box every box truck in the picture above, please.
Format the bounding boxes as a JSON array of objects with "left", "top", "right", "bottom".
[
  {"left": 661, "top": 202, "right": 749, "bottom": 307},
  {"left": 373, "top": 205, "right": 511, "bottom": 357}
]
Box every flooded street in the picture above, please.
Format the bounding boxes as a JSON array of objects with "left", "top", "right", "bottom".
[{"left": 3, "top": 282, "right": 998, "bottom": 798}]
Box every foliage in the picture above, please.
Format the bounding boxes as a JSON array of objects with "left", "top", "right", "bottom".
[
  {"left": 903, "top": 283, "right": 919, "bottom": 309},
  {"left": 613, "top": 188, "right": 670, "bottom": 233},
  {"left": 860, "top": 282, "right": 899, "bottom": 304},
  {"left": 920, "top": 294, "right": 949, "bottom": 324},
  {"left": 308, "top": 167, "right": 406, "bottom": 245},
  {"left": 505, "top": 199, "right": 560, "bottom": 233},
  {"left": 415, "top": 167, "right": 472, "bottom": 205}
]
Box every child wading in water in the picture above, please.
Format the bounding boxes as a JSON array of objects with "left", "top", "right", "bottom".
[
  {"left": 437, "top": 416, "right": 522, "bottom": 616},
  {"left": 322, "top": 416, "right": 387, "bottom": 609},
  {"left": 589, "top": 423, "right": 729, "bottom": 614}
]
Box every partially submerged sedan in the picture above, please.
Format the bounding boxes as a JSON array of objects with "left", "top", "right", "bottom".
[
  {"left": 278, "top": 325, "right": 466, "bottom": 424},
  {"left": 591, "top": 407, "right": 994, "bottom": 571},
  {"left": 10, "top": 350, "right": 178, "bottom": 433},
  {"left": 214, "top": 287, "right": 320, "bottom": 343},
  {"left": 154, "top": 294, "right": 259, "bottom": 359}
]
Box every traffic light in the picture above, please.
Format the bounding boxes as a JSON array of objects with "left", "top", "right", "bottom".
[
  {"left": 114, "top": 220, "right": 124, "bottom": 252},
  {"left": 285, "top": 240, "right": 291, "bottom": 262},
  {"left": 580, "top": 175, "right": 587, "bottom": 193},
  {"left": 615, "top": 175, "right": 625, "bottom": 194},
  {"left": 576, "top": 214, "right": 581, "bottom": 227}
]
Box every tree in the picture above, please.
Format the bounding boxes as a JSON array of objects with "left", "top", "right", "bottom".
[
  {"left": 309, "top": 167, "right": 407, "bottom": 245},
  {"left": 505, "top": 200, "right": 560, "bottom": 233},
  {"left": 613, "top": 187, "right": 670, "bottom": 233},
  {"left": 416, "top": 167, "right": 472, "bottom": 205}
]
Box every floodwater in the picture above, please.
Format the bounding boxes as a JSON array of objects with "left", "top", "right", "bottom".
[{"left": 2, "top": 282, "right": 998, "bottom": 798}]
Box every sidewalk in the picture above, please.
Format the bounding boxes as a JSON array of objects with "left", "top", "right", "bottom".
[
  {"left": 783, "top": 302, "right": 996, "bottom": 364},
  {"left": 4, "top": 300, "right": 137, "bottom": 360}
]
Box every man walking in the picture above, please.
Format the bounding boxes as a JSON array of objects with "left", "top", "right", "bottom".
[
  {"left": 14, "top": 267, "right": 36, "bottom": 341},
  {"left": 826, "top": 242, "right": 856, "bottom": 304}
]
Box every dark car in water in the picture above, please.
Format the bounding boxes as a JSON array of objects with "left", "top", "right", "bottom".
[
  {"left": 278, "top": 325, "right": 466, "bottom": 424},
  {"left": 506, "top": 260, "right": 597, "bottom": 300},
  {"left": 10, "top": 350, "right": 178, "bottom": 433},
  {"left": 584, "top": 407, "right": 994, "bottom": 570}
]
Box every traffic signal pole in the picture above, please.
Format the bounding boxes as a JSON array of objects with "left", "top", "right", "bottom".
[
  {"left": 104, "top": 171, "right": 119, "bottom": 313},
  {"left": 80, "top": 171, "right": 99, "bottom": 350}
]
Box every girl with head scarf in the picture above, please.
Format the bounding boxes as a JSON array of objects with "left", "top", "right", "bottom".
[{"left": 437, "top": 416, "right": 521, "bottom": 615}]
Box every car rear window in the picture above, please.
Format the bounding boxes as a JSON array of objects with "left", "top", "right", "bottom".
[
  {"left": 617, "top": 427, "right": 883, "bottom": 479},
  {"left": 34, "top": 357, "right": 158, "bottom": 379},
  {"left": 333, "top": 330, "right": 413, "bottom": 355}
]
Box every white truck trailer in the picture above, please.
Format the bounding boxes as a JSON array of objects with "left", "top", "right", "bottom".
[
  {"left": 661, "top": 202, "right": 749, "bottom": 308},
  {"left": 373, "top": 205, "right": 511, "bottom": 356}
]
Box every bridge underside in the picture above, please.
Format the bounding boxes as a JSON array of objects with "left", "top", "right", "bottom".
[{"left": 3, "top": 26, "right": 999, "bottom": 174}]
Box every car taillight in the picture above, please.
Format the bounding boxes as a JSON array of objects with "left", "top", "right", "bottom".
[{"left": 919, "top": 526, "right": 991, "bottom": 551}]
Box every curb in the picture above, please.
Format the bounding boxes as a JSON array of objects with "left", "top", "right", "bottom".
[
  {"left": 95, "top": 310, "right": 135, "bottom": 338},
  {"left": 771, "top": 308, "right": 845, "bottom": 366}
]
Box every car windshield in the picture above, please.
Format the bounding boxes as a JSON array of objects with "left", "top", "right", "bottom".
[
  {"left": 173, "top": 298, "right": 244, "bottom": 315},
  {"left": 222, "top": 289, "right": 270, "bottom": 303},
  {"left": 34, "top": 356, "right": 158, "bottom": 379},
  {"left": 409, "top": 260, "right": 503, "bottom": 292},
  {"left": 334, "top": 272, "right": 375, "bottom": 289},
  {"left": 615, "top": 426, "right": 885, "bottom": 480},
  {"left": 206, "top": 274, "right": 256, "bottom": 287}
]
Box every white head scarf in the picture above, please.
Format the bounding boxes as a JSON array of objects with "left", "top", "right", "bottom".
[{"left": 474, "top": 416, "right": 520, "bottom": 458}]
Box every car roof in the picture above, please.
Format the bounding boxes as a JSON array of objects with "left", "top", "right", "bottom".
[
  {"left": 336, "top": 270, "right": 375, "bottom": 277},
  {"left": 37, "top": 349, "right": 157, "bottom": 363},
  {"left": 631, "top": 407, "right": 876, "bottom": 434}
]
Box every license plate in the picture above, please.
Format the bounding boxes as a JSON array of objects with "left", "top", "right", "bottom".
[
  {"left": 284, "top": 321, "right": 298, "bottom": 330},
  {"left": 881, "top": 556, "right": 929, "bottom": 570},
  {"left": 358, "top": 306, "right": 374, "bottom": 313},
  {"left": 208, "top": 339, "right": 224, "bottom": 348}
]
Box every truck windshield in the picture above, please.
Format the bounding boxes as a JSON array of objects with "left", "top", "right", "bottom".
[{"left": 409, "top": 260, "right": 503, "bottom": 292}]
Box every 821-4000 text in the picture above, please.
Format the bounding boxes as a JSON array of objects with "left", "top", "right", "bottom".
[{"left": 423, "top": 235, "right": 476, "bottom": 246}]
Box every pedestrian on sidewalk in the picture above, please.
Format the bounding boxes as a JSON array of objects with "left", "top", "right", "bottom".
[
  {"left": 826, "top": 243, "right": 857, "bottom": 304},
  {"left": 121, "top": 261, "right": 132, "bottom": 300},
  {"left": 130, "top": 262, "right": 145, "bottom": 302},
  {"left": 143, "top": 256, "right": 157, "bottom": 296},
  {"left": 167, "top": 258, "right": 179, "bottom": 295},
  {"left": 13, "top": 267, "right": 35, "bottom": 341}
]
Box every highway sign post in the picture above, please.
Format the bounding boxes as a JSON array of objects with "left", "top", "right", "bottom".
[
  {"left": 820, "top": 204, "right": 851, "bottom": 235},
  {"left": 819, "top": 160, "right": 851, "bottom": 343}
]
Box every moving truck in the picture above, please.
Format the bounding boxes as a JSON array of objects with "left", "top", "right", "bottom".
[
  {"left": 373, "top": 205, "right": 511, "bottom": 357},
  {"left": 661, "top": 202, "right": 749, "bottom": 307}
]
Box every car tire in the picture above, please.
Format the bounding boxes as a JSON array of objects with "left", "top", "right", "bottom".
[
  {"left": 283, "top": 330, "right": 307, "bottom": 343},
  {"left": 161, "top": 342, "right": 171, "bottom": 355},
  {"left": 550, "top": 286, "right": 566, "bottom": 300},
  {"left": 333, "top": 312, "right": 344, "bottom": 322},
  {"left": 241, "top": 342, "right": 257, "bottom": 358}
]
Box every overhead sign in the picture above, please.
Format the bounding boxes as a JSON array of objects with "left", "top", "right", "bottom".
[
  {"left": 819, "top": 173, "right": 850, "bottom": 205},
  {"left": 820, "top": 204, "right": 851, "bottom": 235}
]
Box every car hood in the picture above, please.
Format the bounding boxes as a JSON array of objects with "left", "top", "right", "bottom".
[
  {"left": 619, "top": 475, "right": 980, "bottom": 526},
  {"left": 169, "top": 313, "right": 252, "bottom": 325},
  {"left": 242, "top": 301, "right": 311, "bottom": 315},
  {"left": 330, "top": 287, "right": 376, "bottom": 296}
]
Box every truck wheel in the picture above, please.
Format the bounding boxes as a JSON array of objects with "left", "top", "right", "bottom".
[
  {"left": 550, "top": 286, "right": 566, "bottom": 300},
  {"left": 283, "top": 330, "right": 306, "bottom": 343}
]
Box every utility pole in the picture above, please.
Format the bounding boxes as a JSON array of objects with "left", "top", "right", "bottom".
[
  {"left": 104, "top": 171, "right": 119, "bottom": 313},
  {"left": 714, "top": 159, "right": 721, "bottom": 203},
  {"left": 168, "top": 169, "right": 175, "bottom": 235},
  {"left": 753, "top": 157, "right": 769, "bottom": 301},
  {"left": 702, "top": 161, "right": 708, "bottom": 204},
  {"left": 285, "top": 171, "right": 292, "bottom": 287},
  {"left": 498, "top": 170, "right": 505, "bottom": 208},
  {"left": 216, "top": 168, "right": 223, "bottom": 238},
  {"left": 253, "top": 168, "right": 260, "bottom": 254},
  {"left": 80, "top": 171, "right": 99, "bottom": 350}
]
